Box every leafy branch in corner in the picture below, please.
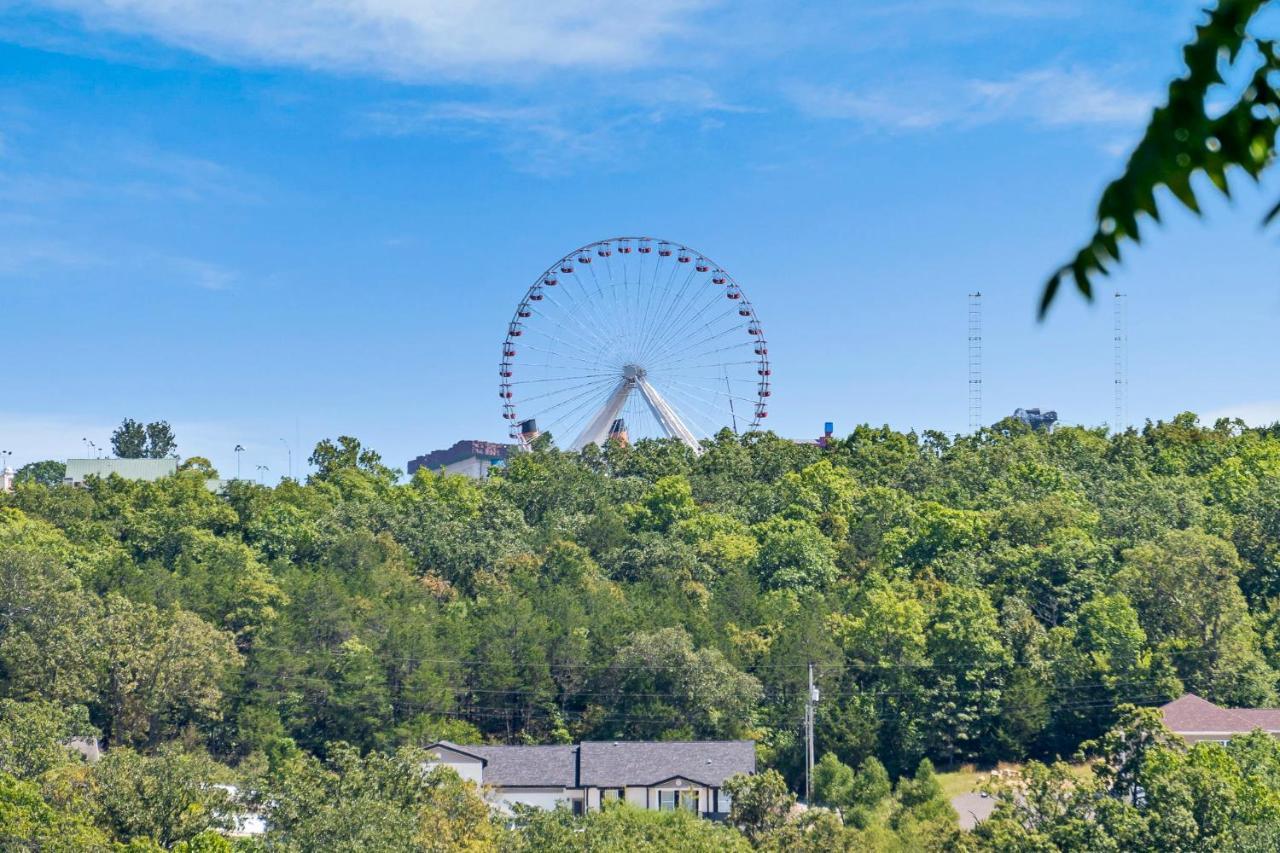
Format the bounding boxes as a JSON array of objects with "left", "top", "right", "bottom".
[{"left": 1042, "top": 0, "right": 1280, "bottom": 317}]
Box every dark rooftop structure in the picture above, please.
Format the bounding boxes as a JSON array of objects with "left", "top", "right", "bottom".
[
  {"left": 1011, "top": 407, "right": 1058, "bottom": 432},
  {"left": 407, "top": 440, "right": 512, "bottom": 478}
]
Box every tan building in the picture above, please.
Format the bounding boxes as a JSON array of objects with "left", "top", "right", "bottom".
[{"left": 1158, "top": 693, "right": 1280, "bottom": 744}]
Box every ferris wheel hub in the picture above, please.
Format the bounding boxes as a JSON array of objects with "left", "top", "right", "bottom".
[{"left": 622, "top": 363, "right": 647, "bottom": 380}]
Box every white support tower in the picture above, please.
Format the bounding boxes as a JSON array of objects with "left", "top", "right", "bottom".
[
  {"left": 968, "top": 292, "right": 983, "bottom": 432},
  {"left": 1113, "top": 292, "right": 1128, "bottom": 434},
  {"left": 569, "top": 364, "right": 702, "bottom": 454}
]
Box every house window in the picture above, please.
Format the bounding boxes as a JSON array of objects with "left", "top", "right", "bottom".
[
  {"left": 657, "top": 789, "right": 698, "bottom": 812},
  {"left": 602, "top": 789, "right": 622, "bottom": 803},
  {"left": 571, "top": 798, "right": 584, "bottom": 816}
]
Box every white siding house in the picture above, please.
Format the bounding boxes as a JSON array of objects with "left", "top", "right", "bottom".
[{"left": 424, "top": 739, "right": 754, "bottom": 818}]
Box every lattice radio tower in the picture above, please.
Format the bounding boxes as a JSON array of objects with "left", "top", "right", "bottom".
[
  {"left": 968, "top": 292, "right": 983, "bottom": 432},
  {"left": 1113, "top": 292, "right": 1128, "bottom": 434}
]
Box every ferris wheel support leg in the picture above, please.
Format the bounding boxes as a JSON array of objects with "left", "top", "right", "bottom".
[
  {"left": 637, "top": 378, "right": 703, "bottom": 455},
  {"left": 569, "top": 379, "right": 633, "bottom": 452}
]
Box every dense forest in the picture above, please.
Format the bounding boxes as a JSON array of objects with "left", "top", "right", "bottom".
[{"left": 6, "top": 413, "right": 1280, "bottom": 849}]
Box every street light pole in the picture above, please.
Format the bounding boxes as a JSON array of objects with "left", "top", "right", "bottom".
[
  {"left": 279, "top": 438, "right": 292, "bottom": 481},
  {"left": 234, "top": 445, "right": 245, "bottom": 480}
]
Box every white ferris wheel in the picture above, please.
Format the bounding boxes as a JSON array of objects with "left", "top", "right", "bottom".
[{"left": 499, "top": 237, "right": 771, "bottom": 454}]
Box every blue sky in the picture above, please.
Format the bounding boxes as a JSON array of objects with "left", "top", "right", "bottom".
[{"left": 2, "top": 0, "right": 1279, "bottom": 479}]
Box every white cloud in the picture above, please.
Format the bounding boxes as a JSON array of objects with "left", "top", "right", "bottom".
[
  {"left": 1204, "top": 401, "right": 1280, "bottom": 427},
  {"left": 362, "top": 99, "right": 661, "bottom": 174},
  {"left": 359, "top": 75, "right": 748, "bottom": 173},
  {"left": 0, "top": 238, "right": 238, "bottom": 291},
  {"left": 787, "top": 67, "right": 1150, "bottom": 131},
  {"left": 971, "top": 68, "right": 1150, "bottom": 126},
  {"left": 37, "top": 0, "right": 717, "bottom": 80}
]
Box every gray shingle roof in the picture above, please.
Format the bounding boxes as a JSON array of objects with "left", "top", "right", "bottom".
[
  {"left": 466, "top": 744, "right": 579, "bottom": 787},
  {"left": 1160, "top": 693, "right": 1280, "bottom": 733},
  {"left": 578, "top": 740, "right": 755, "bottom": 788}
]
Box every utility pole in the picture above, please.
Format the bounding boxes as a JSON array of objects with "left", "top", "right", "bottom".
[
  {"left": 1113, "top": 292, "right": 1128, "bottom": 435},
  {"left": 805, "top": 662, "right": 818, "bottom": 803},
  {"left": 968, "top": 292, "right": 983, "bottom": 433}
]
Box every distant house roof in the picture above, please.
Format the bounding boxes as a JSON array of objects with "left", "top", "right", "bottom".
[
  {"left": 431, "top": 741, "right": 578, "bottom": 787},
  {"left": 426, "top": 739, "right": 755, "bottom": 789},
  {"left": 578, "top": 740, "right": 755, "bottom": 788},
  {"left": 408, "top": 440, "right": 513, "bottom": 475},
  {"left": 1160, "top": 693, "right": 1280, "bottom": 734},
  {"left": 64, "top": 457, "right": 177, "bottom": 484}
]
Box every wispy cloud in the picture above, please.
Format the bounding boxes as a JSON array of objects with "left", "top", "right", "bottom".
[
  {"left": 362, "top": 100, "right": 617, "bottom": 174},
  {"left": 34, "top": 0, "right": 717, "bottom": 81},
  {"left": 359, "top": 74, "right": 749, "bottom": 174},
  {"left": 787, "top": 67, "right": 1151, "bottom": 131},
  {"left": 1205, "top": 401, "right": 1280, "bottom": 427},
  {"left": 0, "top": 238, "right": 239, "bottom": 292}
]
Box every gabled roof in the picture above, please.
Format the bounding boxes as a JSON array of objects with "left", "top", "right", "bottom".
[
  {"left": 1160, "top": 693, "right": 1280, "bottom": 734},
  {"left": 578, "top": 740, "right": 755, "bottom": 788},
  {"left": 427, "top": 741, "right": 488, "bottom": 764},
  {"left": 466, "top": 744, "right": 579, "bottom": 788}
]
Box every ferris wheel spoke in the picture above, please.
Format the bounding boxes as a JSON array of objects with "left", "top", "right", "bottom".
[
  {"left": 633, "top": 262, "right": 694, "bottom": 366},
  {"left": 539, "top": 287, "right": 617, "bottom": 357},
  {"left": 660, "top": 374, "right": 761, "bottom": 407},
  {"left": 639, "top": 290, "right": 736, "bottom": 366},
  {"left": 646, "top": 318, "right": 748, "bottom": 372},
  {"left": 536, "top": 379, "right": 620, "bottom": 423},
  {"left": 642, "top": 378, "right": 731, "bottom": 438},
  {"left": 535, "top": 290, "right": 620, "bottom": 358},
  {"left": 545, "top": 383, "right": 626, "bottom": 445},
  {"left": 524, "top": 329, "right": 617, "bottom": 369},
  {"left": 517, "top": 375, "right": 619, "bottom": 406},
  {"left": 650, "top": 338, "right": 758, "bottom": 373},
  {"left": 511, "top": 372, "right": 616, "bottom": 385},
  {"left": 646, "top": 297, "right": 741, "bottom": 357},
  {"left": 636, "top": 251, "right": 669, "bottom": 353},
  {"left": 521, "top": 343, "right": 612, "bottom": 371},
  {"left": 646, "top": 306, "right": 746, "bottom": 360},
  {"left": 566, "top": 269, "right": 627, "bottom": 353}
]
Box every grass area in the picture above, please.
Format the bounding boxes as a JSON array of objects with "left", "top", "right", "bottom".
[
  {"left": 936, "top": 762, "right": 1094, "bottom": 799},
  {"left": 936, "top": 764, "right": 1003, "bottom": 799}
]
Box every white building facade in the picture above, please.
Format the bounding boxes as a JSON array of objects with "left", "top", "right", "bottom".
[{"left": 425, "top": 739, "right": 754, "bottom": 818}]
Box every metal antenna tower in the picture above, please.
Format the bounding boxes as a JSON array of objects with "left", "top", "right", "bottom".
[
  {"left": 1113, "top": 292, "right": 1128, "bottom": 434},
  {"left": 968, "top": 292, "right": 983, "bottom": 432}
]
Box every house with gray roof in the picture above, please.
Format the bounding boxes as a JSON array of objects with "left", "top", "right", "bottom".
[
  {"left": 424, "top": 739, "right": 755, "bottom": 817},
  {"left": 1159, "top": 693, "right": 1280, "bottom": 743}
]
